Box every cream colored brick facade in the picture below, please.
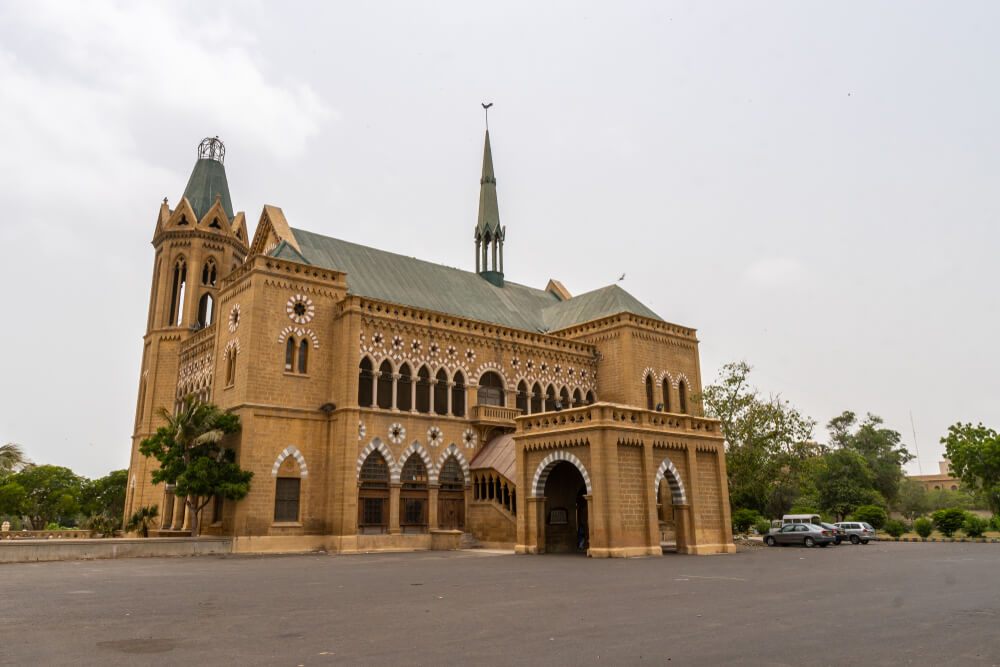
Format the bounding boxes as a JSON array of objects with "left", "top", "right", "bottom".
[{"left": 124, "top": 138, "right": 734, "bottom": 557}]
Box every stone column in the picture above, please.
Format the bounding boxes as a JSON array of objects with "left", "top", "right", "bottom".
[
  {"left": 388, "top": 483, "right": 401, "bottom": 534},
  {"left": 172, "top": 493, "right": 186, "bottom": 531},
  {"left": 370, "top": 371, "right": 378, "bottom": 406},
  {"left": 410, "top": 379, "right": 417, "bottom": 413},
  {"left": 428, "top": 484, "right": 439, "bottom": 530},
  {"left": 428, "top": 380, "right": 436, "bottom": 415},
  {"left": 446, "top": 382, "right": 454, "bottom": 416},
  {"left": 673, "top": 504, "right": 692, "bottom": 553},
  {"left": 391, "top": 373, "right": 400, "bottom": 411}
]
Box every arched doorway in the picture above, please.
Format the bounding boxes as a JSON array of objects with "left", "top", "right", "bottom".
[
  {"left": 542, "top": 461, "right": 589, "bottom": 554},
  {"left": 654, "top": 457, "right": 688, "bottom": 552},
  {"left": 438, "top": 456, "right": 466, "bottom": 530}
]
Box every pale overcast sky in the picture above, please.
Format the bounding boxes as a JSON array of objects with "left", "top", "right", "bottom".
[{"left": 1, "top": 1, "right": 997, "bottom": 479}]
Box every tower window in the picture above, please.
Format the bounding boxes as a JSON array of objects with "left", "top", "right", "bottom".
[
  {"left": 197, "top": 293, "right": 214, "bottom": 328},
  {"left": 168, "top": 258, "right": 187, "bottom": 326},
  {"left": 645, "top": 375, "right": 654, "bottom": 410},
  {"left": 285, "top": 338, "right": 295, "bottom": 371},
  {"left": 201, "top": 260, "right": 217, "bottom": 286},
  {"left": 678, "top": 381, "right": 688, "bottom": 414},
  {"left": 434, "top": 369, "right": 449, "bottom": 416},
  {"left": 273, "top": 478, "right": 300, "bottom": 522},
  {"left": 662, "top": 379, "right": 671, "bottom": 413},
  {"left": 452, "top": 371, "right": 466, "bottom": 417},
  {"left": 298, "top": 339, "right": 308, "bottom": 374},
  {"left": 358, "top": 358, "right": 374, "bottom": 407}
]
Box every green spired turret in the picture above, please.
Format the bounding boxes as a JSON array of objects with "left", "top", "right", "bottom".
[
  {"left": 182, "top": 137, "right": 234, "bottom": 221},
  {"left": 475, "top": 129, "right": 505, "bottom": 287}
]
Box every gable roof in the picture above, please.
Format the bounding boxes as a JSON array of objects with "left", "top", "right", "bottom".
[{"left": 272, "top": 227, "right": 663, "bottom": 332}]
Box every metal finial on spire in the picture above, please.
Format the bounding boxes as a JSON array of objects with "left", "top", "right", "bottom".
[{"left": 481, "top": 102, "right": 493, "bottom": 130}]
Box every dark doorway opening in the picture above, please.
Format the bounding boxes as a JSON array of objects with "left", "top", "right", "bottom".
[{"left": 543, "top": 461, "right": 588, "bottom": 554}]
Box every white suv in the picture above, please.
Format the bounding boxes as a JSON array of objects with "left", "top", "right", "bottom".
[{"left": 834, "top": 521, "right": 876, "bottom": 544}]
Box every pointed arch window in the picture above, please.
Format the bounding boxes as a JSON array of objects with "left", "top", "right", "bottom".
[
  {"left": 416, "top": 366, "right": 431, "bottom": 413},
  {"left": 544, "top": 385, "right": 557, "bottom": 412},
  {"left": 678, "top": 380, "right": 688, "bottom": 414},
  {"left": 572, "top": 388, "right": 583, "bottom": 408},
  {"left": 531, "top": 382, "right": 543, "bottom": 414},
  {"left": 645, "top": 375, "right": 655, "bottom": 410},
  {"left": 225, "top": 349, "right": 237, "bottom": 386},
  {"left": 439, "top": 458, "right": 464, "bottom": 491},
  {"left": 434, "top": 369, "right": 449, "bottom": 416},
  {"left": 274, "top": 478, "right": 300, "bottom": 522},
  {"left": 452, "top": 371, "right": 466, "bottom": 417},
  {"left": 168, "top": 257, "right": 187, "bottom": 326},
  {"left": 559, "top": 387, "right": 570, "bottom": 410},
  {"left": 285, "top": 338, "right": 295, "bottom": 371},
  {"left": 516, "top": 380, "right": 529, "bottom": 414},
  {"left": 477, "top": 372, "right": 505, "bottom": 407},
  {"left": 397, "top": 364, "right": 412, "bottom": 412},
  {"left": 586, "top": 390, "right": 596, "bottom": 405},
  {"left": 377, "top": 361, "right": 393, "bottom": 409},
  {"left": 197, "top": 293, "right": 214, "bottom": 328},
  {"left": 400, "top": 456, "right": 428, "bottom": 530},
  {"left": 297, "top": 339, "right": 308, "bottom": 374},
  {"left": 201, "top": 259, "right": 217, "bottom": 286},
  {"left": 358, "top": 358, "right": 374, "bottom": 407},
  {"left": 662, "top": 379, "right": 671, "bottom": 413}
]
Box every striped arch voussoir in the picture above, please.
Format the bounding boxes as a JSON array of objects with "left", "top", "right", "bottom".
[
  {"left": 271, "top": 445, "right": 308, "bottom": 478},
  {"left": 436, "top": 444, "right": 471, "bottom": 484},
  {"left": 531, "top": 450, "right": 592, "bottom": 498},
  {"left": 654, "top": 457, "right": 687, "bottom": 505},
  {"left": 393, "top": 441, "right": 436, "bottom": 484},
  {"left": 356, "top": 438, "right": 395, "bottom": 479}
]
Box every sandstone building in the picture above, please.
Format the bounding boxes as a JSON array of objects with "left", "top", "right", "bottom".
[{"left": 124, "top": 133, "right": 735, "bottom": 556}]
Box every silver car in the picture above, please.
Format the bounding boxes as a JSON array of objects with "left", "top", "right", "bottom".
[
  {"left": 765, "top": 523, "right": 836, "bottom": 548},
  {"left": 834, "top": 522, "right": 876, "bottom": 544}
]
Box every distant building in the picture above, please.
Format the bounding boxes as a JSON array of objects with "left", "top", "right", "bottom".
[
  {"left": 124, "top": 132, "right": 735, "bottom": 557},
  {"left": 910, "top": 461, "right": 961, "bottom": 492}
]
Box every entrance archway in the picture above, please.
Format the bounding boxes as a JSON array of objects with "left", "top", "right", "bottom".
[
  {"left": 654, "top": 457, "right": 688, "bottom": 551},
  {"left": 539, "top": 460, "right": 590, "bottom": 554}
]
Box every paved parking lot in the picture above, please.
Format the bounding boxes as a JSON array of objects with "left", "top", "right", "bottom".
[{"left": 1, "top": 542, "right": 999, "bottom": 665}]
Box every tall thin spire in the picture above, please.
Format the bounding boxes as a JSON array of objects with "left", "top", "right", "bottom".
[{"left": 474, "top": 121, "right": 505, "bottom": 287}]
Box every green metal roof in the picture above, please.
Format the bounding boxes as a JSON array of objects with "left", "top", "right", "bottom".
[
  {"left": 273, "top": 227, "right": 663, "bottom": 332},
  {"left": 182, "top": 158, "right": 234, "bottom": 221}
]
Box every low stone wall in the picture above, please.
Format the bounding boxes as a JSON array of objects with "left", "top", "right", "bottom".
[
  {"left": 0, "top": 537, "right": 232, "bottom": 564},
  {"left": 1, "top": 530, "right": 95, "bottom": 540},
  {"left": 876, "top": 536, "right": 1000, "bottom": 543}
]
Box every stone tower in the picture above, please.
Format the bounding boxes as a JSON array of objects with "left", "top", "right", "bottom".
[{"left": 123, "top": 137, "right": 249, "bottom": 523}]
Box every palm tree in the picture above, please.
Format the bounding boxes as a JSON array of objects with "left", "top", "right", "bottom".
[
  {"left": 125, "top": 505, "right": 159, "bottom": 538},
  {"left": 0, "top": 443, "right": 29, "bottom": 476}
]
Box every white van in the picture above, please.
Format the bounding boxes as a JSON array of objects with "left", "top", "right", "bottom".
[{"left": 770, "top": 514, "right": 822, "bottom": 530}]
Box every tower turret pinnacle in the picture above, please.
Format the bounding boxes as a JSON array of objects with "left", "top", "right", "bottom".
[
  {"left": 181, "top": 137, "right": 234, "bottom": 221},
  {"left": 475, "top": 128, "right": 505, "bottom": 287}
]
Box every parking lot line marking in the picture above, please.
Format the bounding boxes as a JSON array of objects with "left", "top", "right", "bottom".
[{"left": 677, "top": 575, "right": 747, "bottom": 582}]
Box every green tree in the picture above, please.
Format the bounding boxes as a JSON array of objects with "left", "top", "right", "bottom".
[
  {"left": 0, "top": 465, "right": 84, "bottom": 529},
  {"left": 81, "top": 469, "right": 127, "bottom": 520},
  {"left": 964, "top": 514, "right": 989, "bottom": 538},
  {"left": 884, "top": 519, "right": 906, "bottom": 538},
  {"left": 941, "top": 422, "right": 1000, "bottom": 514},
  {"left": 927, "top": 488, "right": 975, "bottom": 512},
  {"left": 814, "top": 449, "right": 878, "bottom": 521},
  {"left": 731, "top": 508, "right": 761, "bottom": 534},
  {"left": 851, "top": 504, "right": 888, "bottom": 529},
  {"left": 931, "top": 508, "right": 967, "bottom": 538},
  {"left": 914, "top": 517, "right": 933, "bottom": 538},
  {"left": 827, "top": 411, "right": 912, "bottom": 504},
  {"left": 895, "top": 479, "right": 930, "bottom": 522},
  {"left": 139, "top": 395, "right": 252, "bottom": 537},
  {"left": 125, "top": 505, "right": 159, "bottom": 538},
  {"left": 698, "top": 362, "right": 817, "bottom": 517}
]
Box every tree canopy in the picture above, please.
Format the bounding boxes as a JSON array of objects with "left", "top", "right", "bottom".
[
  {"left": 699, "top": 362, "right": 818, "bottom": 517},
  {"left": 139, "top": 395, "right": 252, "bottom": 536},
  {"left": 941, "top": 422, "right": 1000, "bottom": 514},
  {"left": 827, "top": 411, "right": 912, "bottom": 504},
  {"left": 0, "top": 465, "right": 84, "bottom": 529},
  {"left": 814, "top": 449, "right": 879, "bottom": 521}
]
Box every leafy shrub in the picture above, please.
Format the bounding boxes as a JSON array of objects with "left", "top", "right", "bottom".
[
  {"left": 731, "top": 508, "right": 761, "bottom": 534},
  {"left": 754, "top": 518, "right": 772, "bottom": 536},
  {"left": 914, "top": 517, "right": 933, "bottom": 538},
  {"left": 125, "top": 505, "right": 159, "bottom": 538},
  {"left": 931, "top": 508, "right": 967, "bottom": 538},
  {"left": 851, "top": 505, "right": 888, "bottom": 529},
  {"left": 884, "top": 519, "right": 906, "bottom": 538},
  {"left": 991, "top": 515, "right": 1000, "bottom": 532},
  {"left": 83, "top": 514, "right": 119, "bottom": 538},
  {"left": 964, "top": 514, "right": 989, "bottom": 538}
]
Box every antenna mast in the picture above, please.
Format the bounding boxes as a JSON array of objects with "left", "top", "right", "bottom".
[{"left": 909, "top": 410, "right": 923, "bottom": 475}]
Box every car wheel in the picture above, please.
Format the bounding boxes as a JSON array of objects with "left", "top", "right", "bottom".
[
  {"left": 765, "top": 536, "right": 776, "bottom": 547},
  {"left": 819, "top": 542, "right": 828, "bottom": 548},
  {"left": 850, "top": 535, "right": 860, "bottom": 545},
  {"left": 862, "top": 540, "right": 869, "bottom": 545},
  {"left": 834, "top": 537, "right": 842, "bottom": 545},
  {"left": 804, "top": 537, "right": 815, "bottom": 548}
]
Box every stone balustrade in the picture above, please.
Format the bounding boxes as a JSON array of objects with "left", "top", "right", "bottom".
[{"left": 515, "top": 402, "right": 718, "bottom": 436}]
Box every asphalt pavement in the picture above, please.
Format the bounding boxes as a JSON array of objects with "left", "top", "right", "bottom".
[{"left": 1, "top": 541, "right": 998, "bottom": 665}]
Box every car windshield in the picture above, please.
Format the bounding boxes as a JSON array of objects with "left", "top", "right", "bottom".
[{"left": 862, "top": 523, "right": 873, "bottom": 530}]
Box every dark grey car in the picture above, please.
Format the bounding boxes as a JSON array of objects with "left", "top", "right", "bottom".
[{"left": 765, "top": 523, "right": 836, "bottom": 548}]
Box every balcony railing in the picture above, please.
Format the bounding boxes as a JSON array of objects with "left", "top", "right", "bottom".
[
  {"left": 470, "top": 404, "right": 522, "bottom": 427},
  {"left": 515, "top": 403, "right": 719, "bottom": 436}
]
